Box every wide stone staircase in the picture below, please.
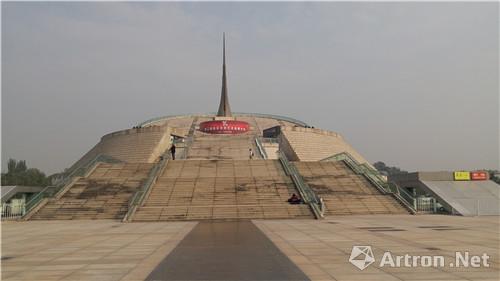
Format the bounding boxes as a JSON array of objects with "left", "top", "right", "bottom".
[
  {"left": 30, "top": 163, "right": 153, "bottom": 220},
  {"left": 294, "top": 161, "right": 409, "bottom": 215},
  {"left": 186, "top": 130, "right": 260, "bottom": 160},
  {"left": 133, "top": 160, "right": 313, "bottom": 221}
]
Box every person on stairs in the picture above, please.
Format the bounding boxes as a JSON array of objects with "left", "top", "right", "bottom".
[
  {"left": 170, "top": 144, "right": 176, "bottom": 160},
  {"left": 249, "top": 148, "right": 254, "bottom": 160},
  {"left": 287, "top": 193, "right": 302, "bottom": 204}
]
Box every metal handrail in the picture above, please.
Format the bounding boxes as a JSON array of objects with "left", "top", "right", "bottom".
[
  {"left": 261, "top": 137, "right": 279, "bottom": 144},
  {"left": 278, "top": 151, "right": 324, "bottom": 219},
  {"left": 139, "top": 158, "right": 168, "bottom": 202},
  {"left": 138, "top": 112, "right": 309, "bottom": 128},
  {"left": 24, "top": 185, "right": 52, "bottom": 214},
  {"left": 180, "top": 117, "right": 198, "bottom": 160},
  {"left": 387, "top": 182, "right": 439, "bottom": 213},
  {"left": 123, "top": 140, "right": 179, "bottom": 222},
  {"left": 255, "top": 138, "right": 268, "bottom": 159},
  {"left": 321, "top": 152, "right": 417, "bottom": 214},
  {"left": 55, "top": 154, "right": 121, "bottom": 197},
  {"left": 23, "top": 154, "right": 122, "bottom": 217},
  {"left": 128, "top": 163, "right": 161, "bottom": 206},
  {"left": 386, "top": 182, "right": 417, "bottom": 211},
  {"left": 387, "top": 182, "right": 413, "bottom": 202},
  {"left": 123, "top": 157, "right": 169, "bottom": 222},
  {"left": 322, "top": 152, "right": 389, "bottom": 193}
]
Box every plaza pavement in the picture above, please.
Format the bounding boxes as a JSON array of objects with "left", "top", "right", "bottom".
[
  {"left": 1, "top": 221, "right": 196, "bottom": 281},
  {"left": 255, "top": 215, "right": 500, "bottom": 281},
  {"left": 1, "top": 215, "right": 499, "bottom": 281}
]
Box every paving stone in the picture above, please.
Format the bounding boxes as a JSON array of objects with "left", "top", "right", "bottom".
[
  {"left": 254, "top": 215, "right": 500, "bottom": 281},
  {"left": 1, "top": 220, "right": 196, "bottom": 281}
]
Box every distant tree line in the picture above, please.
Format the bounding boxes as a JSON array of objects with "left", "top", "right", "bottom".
[
  {"left": 1, "top": 159, "right": 50, "bottom": 186},
  {"left": 373, "top": 161, "right": 408, "bottom": 176}
]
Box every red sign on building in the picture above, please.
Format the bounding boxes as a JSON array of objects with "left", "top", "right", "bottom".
[
  {"left": 470, "top": 171, "right": 489, "bottom": 181},
  {"left": 199, "top": 120, "right": 250, "bottom": 134}
]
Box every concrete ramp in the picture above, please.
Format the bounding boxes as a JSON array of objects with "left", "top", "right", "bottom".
[{"left": 421, "top": 180, "right": 500, "bottom": 216}]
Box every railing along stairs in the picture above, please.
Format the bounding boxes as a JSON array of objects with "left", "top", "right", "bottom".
[
  {"left": 255, "top": 138, "right": 268, "bottom": 159},
  {"left": 277, "top": 151, "right": 325, "bottom": 219},
  {"left": 386, "top": 182, "right": 438, "bottom": 213},
  {"left": 179, "top": 116, "right": 199, "bottom": 159},
  {"left": 321, "top": 152, "right": 417, "bottom": 214},
  {"left": 22, "top": 154, "right": 122, "bottom": 220},
  {"left": 123, "top": 139, "right": 183, "bottom": 222}
]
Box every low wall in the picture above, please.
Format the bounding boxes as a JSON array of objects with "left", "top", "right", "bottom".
[
  {"left": 279, "top": 126, "right": 370, "bottom": 164},
  {"left": 68, "top": 126, "right": 171, "bottom": 173}
]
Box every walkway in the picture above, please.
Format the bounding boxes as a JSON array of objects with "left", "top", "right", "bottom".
[
  {"left": 2, "top": 216, "right": 499, "bottom": 281},
  {"left": 146, "top": 221, "right": 310, "bottom": 281}
]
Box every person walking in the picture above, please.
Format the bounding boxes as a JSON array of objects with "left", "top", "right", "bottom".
[
  {"left": 170, "top": 144, "right": 176, "bottom": 160},
  {"left": 249, "top": 148, "right": 254, "bottom": 160}
]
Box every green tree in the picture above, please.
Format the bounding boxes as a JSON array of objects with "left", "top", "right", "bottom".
[
  {"left": 1, "top": 159, "right": 49, "bottom": 186},
  {"left": 373, "top": 161, "right": 408, "bottom": 176},
  {"left": 15, "top": 160, "right": 27, "bottom": 174},
  {"left": 7, "top": 159, "right": 16, "bottom": 174}
]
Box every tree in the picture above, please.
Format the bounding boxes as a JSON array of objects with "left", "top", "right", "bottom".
[
  {"left": 7, "top": 159, "right": 16, "bottom": 174},
  {"left": 1, "top": 159, "right": 49, "bottom": 186},
  {"left": 22, "top": 168, "right": 49, "bottom": 186},
  {"left": 373, "top": 161, "right": 408, "bottom": 176},
  {"left": 15, "top": 160, "right": 27, "bottom": 174}
]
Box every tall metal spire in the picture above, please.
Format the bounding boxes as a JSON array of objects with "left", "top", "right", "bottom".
[{"left": 217, "top": 32, "right": 232, "bottom": 117}]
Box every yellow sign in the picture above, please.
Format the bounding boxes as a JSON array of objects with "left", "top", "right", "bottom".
[{"left": 454, "top": 171, "right": 471, "bottom": 181}]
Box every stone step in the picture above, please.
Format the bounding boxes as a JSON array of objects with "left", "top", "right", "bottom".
[
  {"left": 294, "top": 161, "right": 409, "bottom": 216},
  {"left": 31, "top": 163, "right": 152, "bottom": 220}
]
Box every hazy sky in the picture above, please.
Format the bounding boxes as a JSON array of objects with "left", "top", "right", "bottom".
[{"left": 2, "top": 2, "right": 499, "bottom": 175}]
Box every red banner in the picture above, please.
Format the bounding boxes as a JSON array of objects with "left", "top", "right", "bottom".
[{"left": 199, "top": 120, "right": 250, "bottom": 134}]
